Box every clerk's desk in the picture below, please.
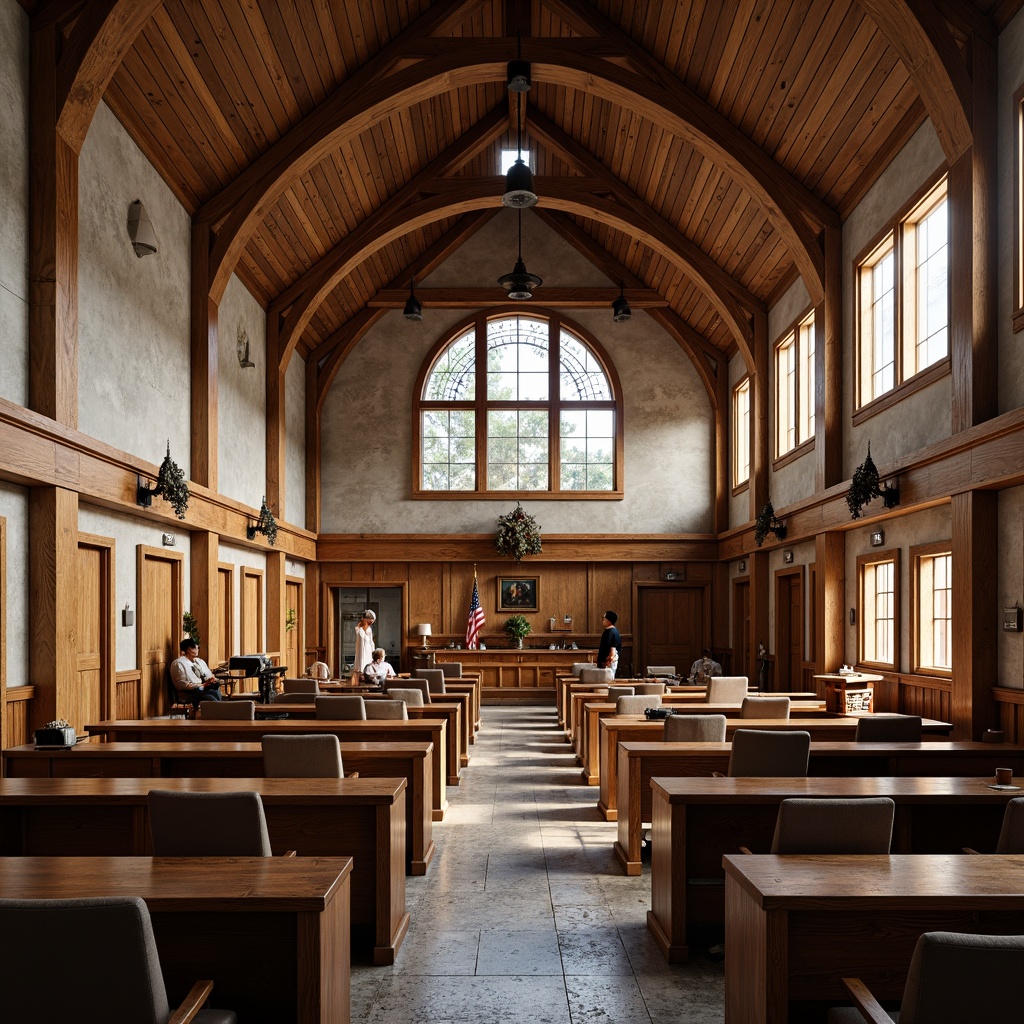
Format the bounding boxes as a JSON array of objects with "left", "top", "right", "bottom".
[
  {"left": 0, "top": 855, "right": 352, "bottom": 1024},
  {"left": 3, "top": 739, "right": 434, "bottom": 875},
  {"left": 647, "top": 776, "right": 1024, "bottom": 965},
  {"left": 723, "top": 854, "right": 1024, "bottom": 1024},
  {"left": 0, "top": 776, "right": 408, "bottom": 965},
  {"left": 84, "top": 718, "right": 448, "bottom": 820}
]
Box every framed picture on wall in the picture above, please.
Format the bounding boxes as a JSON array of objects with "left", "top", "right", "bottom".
[{"left": 497, "top": 576, "right": 540, "bottom": 612}]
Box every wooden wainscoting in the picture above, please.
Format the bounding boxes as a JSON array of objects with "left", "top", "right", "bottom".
[
  {"left": 2, "top": 687, "right": 35, "bottom": 762},
  {"left": 864, "top": 670, "right": 952, "bottom": 720},
  {"left": 115, "top": 669, "right": 143, "bottom": 720},
  {"left": 994, "top": 687, "right": 1024, "bottom": 743}
]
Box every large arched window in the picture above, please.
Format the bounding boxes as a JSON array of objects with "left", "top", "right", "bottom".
[{"left": 414, "top": 310, "right": 623, "bottom": 498}]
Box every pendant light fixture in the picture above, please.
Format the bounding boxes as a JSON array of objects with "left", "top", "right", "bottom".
[
  {"left": 611, "top": 283, "right": 632, "bottom": 322},
  {"left": 403, "top": 278, "right": 423, "bottom": 321},
  {"left": 497, "top": 209, "right": 542, "bottom": 300},
  {"left": 502, "top": 90, "right": 537, "bottom": 208}
]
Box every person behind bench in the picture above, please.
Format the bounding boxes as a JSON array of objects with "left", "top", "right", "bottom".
[{"left": 170, "top": 638, "right": 223, "bottom": 709}]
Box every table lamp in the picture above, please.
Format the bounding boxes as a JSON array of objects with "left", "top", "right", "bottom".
[{"left": 416, "top": 623, "right": 432, "bottom": 649}]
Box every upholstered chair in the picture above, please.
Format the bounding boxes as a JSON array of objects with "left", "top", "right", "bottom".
[
  {"left": 616, "top": 694, "right": 662, "bottom": 716},
  {"left": 579, "top": 667, "right": 614, "bottom": 684},
  {"left": 854, "top": 714, "right": 923, "bottom": 742},
  {"left": 769, "top": 797, "right": 894, "bottom": 854},
  {"left": 992, "top": 797, "right": 1024, "bottom": 853},
  {"left": 387, "top": 688, "right": 425, "bottom": 706},
  {"left": 706, "top": 677, "right": 748, "bottom": 704},
  {"left": 314, "top": 695, "right": 366, "bottom": 720},
  {"left": 148, "top": 790, "right": 272, "bottom": 856},
  {"left": 634, "top": 682, "right": 666, "bottom": 696},
  {"left": 571, "top": 662, "right": 594, "bottom": 677},
  {"left": 388, "top": 678, "right": 431, "bottom": 703},
  {"left": 420, "top": 668, "right": 447, "bottom": 694},
  {"left": 261, "top": 734, "right": 344, "bottom": 778},
  {"left": 364, "top": 699, "right": 409, "bottom": 720},
  {"left": 727, "top": 729, "right": 811, "bottom": 777},
  {"left": 282, "top": 677, "right": 319, "bottom": 694},
  {"left": 740, "top": 696, "right": 791, "bottom": 719},
  {"left": 664, "top": 714, "right": 727, "bottom": 742},
  {"left": 198, "top": 699, "right": 255, "bottom": 720},
  {"left": 277, "top": 691, "right": 317, "bottom": 704},
  {"left": 606, "top": 686, "right": 636, "bottom": 701},
  {"left": 438, "top": 662, "right": 463, "bottom": 678}
]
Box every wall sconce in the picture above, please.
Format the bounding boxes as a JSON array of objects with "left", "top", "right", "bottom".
[
  {"left": 738, "top": 560, "right": 746, "bottom": 573},
  {"left": 246, "top": 496, "right": 278, "bottom": 546},
  {"left": 870, "top": 530, "right": 885, "bottom": 547},
  {"left": 783, "top": 550, "right": 794, "bottom": 564},
  {"left": 753, "top": 500, "right": 786, "bottom": 547},
  {"left": 127, "top": 199, "right": 158, "bottom": 257},
  {"left": 1004, "top": 606, "right": 1023, "bottom": 632},
  {"left": 848, "top": 443, "right": 899, "bottom": 519},
  {"left": 236, "top": 325, "right": 255, "bottom": 368},
  {"left": 416, "top": 623, "right": 432, "bottom": 649},
  {"left": 137, "top": 441, "right": 190, "bottom": 519}
]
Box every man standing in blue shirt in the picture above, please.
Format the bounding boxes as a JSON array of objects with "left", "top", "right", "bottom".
[{"left": 597, "top": 610, "right": 621, "bottom": 676}]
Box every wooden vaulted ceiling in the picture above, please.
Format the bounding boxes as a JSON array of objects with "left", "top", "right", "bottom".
[{"left": 67, "top": 0, "right": 1018, "bottom": 366}]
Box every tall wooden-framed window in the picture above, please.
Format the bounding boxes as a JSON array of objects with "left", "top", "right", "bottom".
[
  {"left": 855, "top": 175, "right": 949, "bottom": 417},
  {"left": 733, "top": 377, "right": 750, "bottom": 490},
  {"left": 1014, "top": 82, "right": 1024, "bottom": 333},
  {"left": 857, "top": 549, "right": 899, "bottom": 669},
  {"left": 774, "top": 309, "right": 815, "bottom": 463},
  {"left": 414, "top": 310, "right": 623, "bottom": 498},
  {"left": 911, "top": 541, "right": 952, "bottom": 675}
]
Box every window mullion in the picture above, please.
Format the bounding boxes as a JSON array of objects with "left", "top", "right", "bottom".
[{"left": 475, "top": 314, "right": 487, "bottom": 492}]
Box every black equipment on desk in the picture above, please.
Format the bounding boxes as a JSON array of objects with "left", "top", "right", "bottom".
[{"left": 228, "top": 654, "right": 287, "bottom": 704}]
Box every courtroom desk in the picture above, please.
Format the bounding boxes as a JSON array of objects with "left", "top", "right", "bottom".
[
  {"left": 323, "top": 677, "right": 482, "bottom": 737},
  {"left": 613, "top": 740, "right": 1024, "bottom": 873},
  {"left": 592, "top": 715, "right": 953, "bottom": 790},
  {"left": 723, "top": 854, "right": 1024, "bottom": 1024},
  {"left": 433, "top": 648, "right": 600, "bottom": 701},
  {"left": 84, "top": 718, "right": 449, "bottom": 821},
  {"left": 0, "top": 775, "right": 408, "bottom": 965},
  {"left": 648, "top": 778, "right": 1024, "bottom": 967},
  {"left": 2, "top": 740, "right": 434, "bottom": 875},
  {"left": 262, "top": 700, "right": 465, "bottom": 781},
  {"left": 0, "top": 855, "right": 351, "bottom": 1024}
]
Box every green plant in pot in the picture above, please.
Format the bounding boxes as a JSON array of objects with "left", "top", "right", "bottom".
[
  {"left": 504, "top": 614, "right": 532, "bottom": 649},
  {"left": 182, "top": 611, "right": 200, "bottom": 646}
]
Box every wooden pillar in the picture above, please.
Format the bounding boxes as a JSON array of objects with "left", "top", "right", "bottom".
[
  {"left": 714, "top": 362, "right": 729, "bottom": 534},
  {"left": 749, "top": 310, "right": 769, "bottom": 521},
  {"left": 190, "top": 220, "right": 218, "bottom": 489},
  {"left": 266, "top": 311, "right": 286, "bottom": 519},
  {"left": 266, "top": 550, "right": 287, "bottom": 660},
  {"left": 950, "top": 491, "right": 998, "bottom": 740},
  {"left": 816, "top": 225, "right": 842, "bottom": 490},
  {"left": 190, "top": 531, "right": 220, "bottom": 666},
  {"left": 750, "top": 550, "right": 770, "bottom": 690},
  {"left": 814, "top": 531, "right": 845, "bottom": 674},
  {"left": 305, "top": 355, "right": 321, "bottom": 534},
  {"left": 28, "top": 486, "right": 78, "bottom": 728}
]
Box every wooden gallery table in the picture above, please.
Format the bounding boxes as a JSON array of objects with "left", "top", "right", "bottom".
[
  {"left": 593, "top": 715, "right": 953, "bottom": 792},
  {"left": 0, "top": 776, "right": 408, "bottom": 965},
  {"left": 614, "top": 740, "right": 1024, "bottom": 874},
  {"left": 84, "top": 718, "right": 449, "bottom": 821},
  {"left": 0, "top": 855, "right": 352, "bottom": 1024},
  {"left": 648, "top": 776, "right": 1024, "bottom": 966},
  {"left": 723, "top": 853, "right": 1024, "bottom": 1024},
  {"left": 2, "top": 740, "right": 434, "bottom": 875}
]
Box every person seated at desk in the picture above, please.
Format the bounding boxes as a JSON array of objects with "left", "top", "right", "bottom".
[
  {"left": 688, "top": 648, "right": 723, "bottom": 685},
  {"left": 363, "top": 648, "right": 396, "bottom": 685},
  {"left": 170, "top": 638, "right": 223, "bottom": 708}
]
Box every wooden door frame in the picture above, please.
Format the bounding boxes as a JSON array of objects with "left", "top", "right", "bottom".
[
  {"left": 732, "top": 574, "right": 751, "bottom": 679},
  {"left": 217, "top": 562, "right": 236, "bottom": 663},
  {"left": 240, "top": 566, "right": 265, "bottom": 654},
  {"left": 774, "top": 565, "right": 804, "bottom": 691},
  {"left": 77, "top": 532, "right": 116, "bottom": 720},
  {"left": 632, "top": 580, "right": 711, "bottom": 677},
  {"left": 285, "top": 574, "right": 304, "bottom": 670},
  {"left": 0, "top": 516, "right": 6, "bottom": 744},
  {"left": 137, "top": 545, "right": 184, "bottom": 716},
  {"left": 323, "top": 581, "right": 408, "bottom": 678}
]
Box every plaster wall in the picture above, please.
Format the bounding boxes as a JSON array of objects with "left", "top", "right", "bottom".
[
  {"left": 842, "top": 122, "right": 949, "bottom": 477},
  {"left": 0, "top": 0, "right": 29, "bottom": 407},
  {"left": 0, "top": 483, "right": 29, "bottom": 687},
  {"left": 997, "top": 8, "right": 1024, "bottom": 414},
  {"left": 285, "top": 354, "right": 306, "bottom": 529},
  {"left": 217, "top": 276, "right": 267, "bottom": 506},
  {"left": 998, "top": 486, "right": 1024, "bottom": 690},
  {"left": 320, "top": 210, "right": 715, "bottom": 534},
  {"left": 78, "top": 103, "right": 192, "bottom": 467},
  {"left": 218, "top": 542, "right": 267, "bottom": 657},
  {"left": 77, "top": 505, "right": 190, "bottom": 672},
  {"left": 727, "top": 352, "right": 751, "bottom": 530},
  {"left": 843, "top": 503, "right": 952, "bottom": 671}
]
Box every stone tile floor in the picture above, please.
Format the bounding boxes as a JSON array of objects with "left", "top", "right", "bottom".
[{"left": 351, "top": 704, "right": 724, "bottom": 1023}]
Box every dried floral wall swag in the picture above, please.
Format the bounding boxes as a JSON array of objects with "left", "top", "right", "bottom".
[{"left": 495, "top": 503, "right": 542, "bottom": 562}]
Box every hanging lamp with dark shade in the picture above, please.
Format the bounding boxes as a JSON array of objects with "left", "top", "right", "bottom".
[
  {"left": 497, "top": 209, "right": 542, "bottom": 300},
  {"left": 403, "top": 279, "right": 423, "bottom": 321},
  {"left": 612, "top": 284, "right": 632, "bottom": 323},
  {"left": 502, "top": 86, "right": 537, "bottom": 208}
]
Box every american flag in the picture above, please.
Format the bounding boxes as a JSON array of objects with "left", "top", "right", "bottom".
[{"left": 465, "top": 569, "right": 485, "bottom": 649}]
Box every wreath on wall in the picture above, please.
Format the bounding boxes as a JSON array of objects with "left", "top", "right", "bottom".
[{"left": 495, "top": 503, "right": 543, "bottom": 562}]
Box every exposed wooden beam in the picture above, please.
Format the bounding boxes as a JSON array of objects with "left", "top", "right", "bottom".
[{"left": 368, "top": 287, "right": 668, "bottom": 308}]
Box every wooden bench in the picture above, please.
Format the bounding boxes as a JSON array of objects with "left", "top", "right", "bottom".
[
  {"left": 0, "top": 854, "right": 352, "bottom": 1024},
  {"left": 613, "top": 739, "right": 1024, "bottom": 874},
  {"left": 0, "top": 775, "right": 408, "bottom": 966},
  {"left": 647, "top": 776, "right": 1024, "bottom": 964},
  {"left": 3, "top": 739, "right": 435, "bottom": 875},
  {"left": 723, "top": 853, "right": 1024, "bottom": 1024},
  {"left": 84, "top": 718, "right": 449, "bottom": 821}
]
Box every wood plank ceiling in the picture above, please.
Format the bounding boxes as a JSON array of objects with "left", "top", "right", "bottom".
[{"left": 86, "top": 0, "right": 1011, "bottom": 363}]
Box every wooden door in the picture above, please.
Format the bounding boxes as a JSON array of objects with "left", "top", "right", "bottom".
[
  {"left": 138, "top": 547, "right": 182, "bottom": 718},
  {"left": 732, "top": 578, "right": 751, "bottom": 680},
  {"left": 775, "top": 570, "right": 804, "bottom": 690},
  {"left": 74, "top": 538, "right": 112, "bottom": 734},
  {"left": 284, "top": 577, "right": 303, "bottom": 676},
  {"left": 217, "top": 563, "right": 235, "bottom": 664},
  {"left": 638, "top": 586, "right": 707, "bottom": 677}
]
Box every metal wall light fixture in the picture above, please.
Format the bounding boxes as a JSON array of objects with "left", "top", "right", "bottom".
[
  {"left": 127, "top": 199, "right": 158, "bottom": 257},
  {"left": 403, "top": 279, "right": 423, "bottom": 321},
  {"left": 136, "top": 441, "right": 190, "bottom": 519},
  {"left": 497, "top": 209, "right": 542, "bottom": 300},
  {"left": 612, "top": 284, "right": 632, "bottom": 322},
  {"left": 246, "top": 496, "right": 278, "bottom": 546}
]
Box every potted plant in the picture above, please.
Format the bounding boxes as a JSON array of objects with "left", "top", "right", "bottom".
[
  {"left": 182, "top": 611, "right": 200, "bottom": 646},
  {"left": 504, "top": 614, "right": 532, "bottom": 649},
  {"left": 496, "top": 503, "right": 542, "bottom": 562},
  {"left": 285, "top": 608, "right": 297, "bottom": 633}
]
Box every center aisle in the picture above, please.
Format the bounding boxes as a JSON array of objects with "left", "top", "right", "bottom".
[{"left": 351, "top": 704, "right": 724, "bottom": 1023}]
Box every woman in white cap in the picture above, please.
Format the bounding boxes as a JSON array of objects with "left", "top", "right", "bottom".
[{"left": 354, "top": 610, "right": 376, "bottom": 679}]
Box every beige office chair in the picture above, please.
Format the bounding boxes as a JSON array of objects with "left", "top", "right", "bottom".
[
  {"left": 854, "top": 714, "right": 923, "bottom": 742},
  {"left": 828, "top": 931, "right": 1024, "bottom": 1024},
  {"left": 579, "top": 667, "right": 615, "bottom": 684},
  {"left": 261, "top": 733, "right": 345, "bottom": 778},
  {"left": 364, "top": 699, "right": 409, "bottom": 720},
  {"left": 706, "top": 676, "right": 748, "bottom": 703},
  {"left": 664, "top": 714, "right": 727, "bottom": 742},
  {"left": 769, "top": 797, "right": 895, "bottom": 854},
  {"left": 281, "top": 677, "right": 319, "bottom": 695},
  {"left": 727, "top": 729, "right": 811, "bottom": 776},
  {"left": 314, "top": 695, "right": 366, "bottom": 720},
  {"left": 634, "top": 682, "right": 666, "bottom": 696},
  {"left": 616, "top": 694, "right": 662, "bottom": 715},
  {"left": 606, "top": 685, "right": 636, "bottom": 701},
  {"left": 0, "top": 895, "right": 236, "bottom": 1024},
  {"left": 148, "top": 790, "right": 273, "bottom": 856},
  {"left": 571, "top": 663, "right": 594, "bottom": 677},
  {"left": 387, "top": 687, "right": 425, "bottom": 706},
  {"left": 306, "top": 662, "right": 330, "bottom": 681},
  {"left": 438, "top": 662, "right": 463, "bottom": 678},
  {"left": 646, "top": 665, "right": 676, "bottom": 677},
  {"left": 277, "top": 691, "right": 317, "bottom": 704},
  {"left": 420, "top": 668, "right": 447, "bottom": 694},
  {"left": 388, "top": 678, "right": 431, "bottom": 703},
  {"left": 198, "top": 699, "right": 255, "bottom": 720},
  {"left": 740, "top": 695, "right": 791, "bottom": 719}
]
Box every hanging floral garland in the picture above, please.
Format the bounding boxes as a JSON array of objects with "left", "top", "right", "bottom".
[{"left": 495, "top": 503, "right": 542, "bottom": 562}]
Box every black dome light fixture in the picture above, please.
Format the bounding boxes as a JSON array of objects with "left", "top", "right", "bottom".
[
  {"left": 403, "top": 278, "right": 423, "bottom": 322},
  {"left": 502, "top": 86, "right": 537, "bottom": 208},
  {"left": 612, "top": 283, "right": 632, "bottom": 323},
  {"left": 497, "top": 209, "right": 542, "bottom": 300}
]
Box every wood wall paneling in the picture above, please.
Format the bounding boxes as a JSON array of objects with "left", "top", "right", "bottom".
[
  {"left": 217, "top": 562, "right": 235, "bottom": 664},
  {"left": 74, "top": 534, "right": 115, "bottom": 735},
  {"left": 240, "top": 565, "right": 265, "bottom": 668},
  {"left": 136, "top": 545, "right": 183, "bottom": 717},
  {"left": 190, "top": 531, "right": 220, "bottom": 670}
]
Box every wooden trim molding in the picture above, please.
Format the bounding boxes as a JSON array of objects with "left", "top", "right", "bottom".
[{"left": 1014, "top": 82, "right": 1024, "bottom": 333}]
